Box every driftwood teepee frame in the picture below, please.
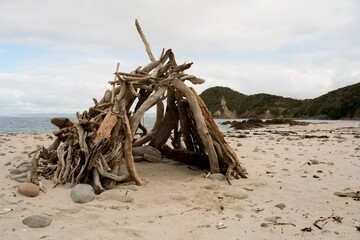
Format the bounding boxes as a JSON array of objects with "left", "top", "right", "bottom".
[{"left": 29, "top": 20, "right": 247, "bottom": 193}]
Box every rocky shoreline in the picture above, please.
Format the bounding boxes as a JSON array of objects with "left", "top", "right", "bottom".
[{"left": 220, "top": 118, "right": 309, "bottom": 130}]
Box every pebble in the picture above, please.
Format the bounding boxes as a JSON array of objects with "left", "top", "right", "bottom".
[
  {"left": 15, "top": 177, "right": 30, "bottom": 183},
  {"left": 310, "top": 160, "right": 320, "bottom": 165},
  {"left": 22, "top": 215, "right": 52, "bottom": 228},
  {"left": 16, "top": 160, "right": 31, "bottom": 168},
  {"left": 70, "top": 184, "right": 95, "bottom": 203},
  {"left": 235, "top": 213, "right": 243, "bottom": 219},
  {"left": 223, "top": 189, "right": 249, "bottom": 200},
  {"left": 18, "top": 183, "right": 40, "bottom": 197},
  {"left": 208, "top": 173, "right": 226, "bottom": 181},
  {"left": 4, "top": 161, "right": 11, "bottom": 166},
  {"left": 264, "top": 216, "right": 281, "bottom": 223},
  {"left": 327, "top": 162, "right": 334, "bottom": 166},
  {"left": 9, "top": 167, "right": 28, "bottom": 175},
  {"left": 10, "top": 172, "right": 28, "bottom": 180},
  {"left": 215, "top": 222, "right": 227, "bottom": 229},
  {"left": 275, "top": 203, "right": 286, "bottom": 209},
  {"left": 313, "top": 175, "right": 320, "bottom": 178},
  {"left": 260, "top": 223, "right": 268, "bottom": 227},
  {"left": 96, "top": 191, "right": 134, "bottom": 203}
]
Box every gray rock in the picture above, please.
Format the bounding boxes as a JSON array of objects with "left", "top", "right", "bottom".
[
  {"left": 235, "top": 213, "right": 243, "bottom": 219},
  {"left": 15, "top": 177, "right": 30, "bottom": 183},
  {"left": 4, "top": 161, "right": 11, "bottom": 166},
  {"left": 275, "top": 203, "right": 286, "bottom": 209},
  {"left": 327, "top": 162, "right": 334, "bottom": 166},
  {"left": 208, "top": 173, "right": 226, "bottom": 181},
  {"left": 132, "top": 146, "right": 148, "bottom": 156},
  {"left": 16, "top": 160, "right": 31, "bottom": 168},
  {"left": 70, "top": 184, "right": 95, "bottom": 203},
  {"left": 143, "top": 153, "right": 162, "bottom": 163},
  {"left": 264, "top": 216, "right": 281, "bottom": 223},
  {"left": 310, "top": 160, "right": 320, "bottom": 165},
  {"left": 9, "top": 167, "right": 28, "bottom": 175},
  {"left": 223, "top": 189, "right": 249, "bottom": 200},
  {"left": 22, "top": 215, "right": 52, "bottom": 228},
  {"left": 10, "top": 172, "right": 28, "bottom": 180},
  {"left": 260, "top": 223, "right": 268, "bottom": 227},
  {"left": 18, "top": 183, "right": 40, "bottom": 197}
]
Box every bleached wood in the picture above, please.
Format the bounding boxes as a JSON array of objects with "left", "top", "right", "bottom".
[
  {"left": 172, "top": 79, "right": 220, "bottom": 173},
  {"left": 135, "top": 19, "right": 155, "bottom": 62}
]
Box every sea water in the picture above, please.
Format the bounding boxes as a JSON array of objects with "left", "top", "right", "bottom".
[{"left": 0, "top": 116, "right": 358, "bottom": 134}]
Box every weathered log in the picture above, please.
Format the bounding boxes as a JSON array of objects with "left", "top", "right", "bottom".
[
  {"left": 123, "top": 113, "right": 143, "bottom": 185},
  {"left": 149, "top": 90, "right": 179, "bottom": 149},
  {"left": 171, "top": 79, "right": 220, "bottom": 173},
  {"left": 30, "top": 146, "right": 42, "bottom": 185},
  {"left": 51, "top": 117, "right": 74, "bottom": 129},
  {"left": 161, "top": 145, "right": 210, "bottom": 170},
  {"left": 191, "top": 88, "right": 247, "bottom": 179}
]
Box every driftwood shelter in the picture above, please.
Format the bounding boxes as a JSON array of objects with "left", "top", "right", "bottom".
[{"left": 29, "top": 20, "right": 247, "bottom": 193}]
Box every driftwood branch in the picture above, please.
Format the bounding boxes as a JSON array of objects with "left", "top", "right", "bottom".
[
  {"left": 135, "top": 19, "right": 155, "bottom": 62},
  {"left": 28, "top": 19, "right": 246, "bottom": 191}
]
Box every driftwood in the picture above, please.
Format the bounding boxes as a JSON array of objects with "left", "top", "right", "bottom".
[{"left": 29, "top": 19, "right": 247, "bottom": 193}]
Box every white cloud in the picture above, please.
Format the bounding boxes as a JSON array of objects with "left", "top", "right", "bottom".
[{"left": 0, "top": 0, "right": 359, "bottom": 114}]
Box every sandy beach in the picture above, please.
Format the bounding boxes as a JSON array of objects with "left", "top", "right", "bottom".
[{"left": 0, "top": 122, "right": 359, "bottom": 240}]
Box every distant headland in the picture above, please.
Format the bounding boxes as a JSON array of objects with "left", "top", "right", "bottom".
[{"left": 199, "top": 82, "right": 360, "bottom": 120}]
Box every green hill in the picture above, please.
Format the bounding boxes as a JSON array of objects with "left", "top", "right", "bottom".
[{"left": 199, "top": 82, "right": 360, "bottom": 120}]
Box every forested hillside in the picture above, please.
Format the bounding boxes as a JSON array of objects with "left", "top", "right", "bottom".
[{"left": 199, "top": 82, "right": 360, "bottom": 119}]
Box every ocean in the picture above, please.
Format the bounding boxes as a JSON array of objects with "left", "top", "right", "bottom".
[{"left": 0, "top": 116, "right": 358, "bottom": 134}]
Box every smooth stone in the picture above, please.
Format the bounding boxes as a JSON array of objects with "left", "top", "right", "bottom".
[
  {"left": 223, "top": 189, "right": 249, "bottom": 200},
  {"left": 264, "top": 216, "right": 281, "bottom": 223},
  {"left": 208, "top": 173, "right": 226, "bottom": 181},
  {"left": 310, "top": 160, "right": 320, "bottom": 165},
  {"left": 132, "top": 146, "right": 148, "bottom": 156},
  {"left": 4, "top": 161, "right": 11, "bottom": 166},
  {"left": 275, "top": 203, "right": 286, "bottom": 209},
  {"left": 15, "top": 177, "right": 30, "bottom": 183},
  {"left": 235, "top": 213, "right": 243, "bottom": 219},
  {"left": 70, "top": 184, "right": 95, "bottom": 203},
  {"left": 260, "top": 223, "right": 268, "bottom": 227},
  {"left": 128, "top": 185, "right": 138, "bottom": 191},
  {"left": 22, "top": 215, "right": 52, "bottom": 228},
  {"left": 18, "top": 183, "right": 40, "bottom": 197},
  {"left": 327, "top": 162, "right": 334, "bottom": 166},
  {"left": 10, "top": 172, "right": 28, "bottom": 180},
  {"left": 96, "top": 191, "right": 134, "bottom": 203},
  {"left": 9, "top": 167, "right": 28, "bottom": 175},
  {"left": 16, "top": 161, "right": 30, "bottom": 168}
]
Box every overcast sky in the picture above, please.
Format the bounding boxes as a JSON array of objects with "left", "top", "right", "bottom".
[{"left": 1, "top": 0, "right": 359, "bottom": 115}]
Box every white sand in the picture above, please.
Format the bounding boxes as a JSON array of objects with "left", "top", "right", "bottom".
[{"left": 0, "top": 122, "right": 359, "bottom": 239}]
